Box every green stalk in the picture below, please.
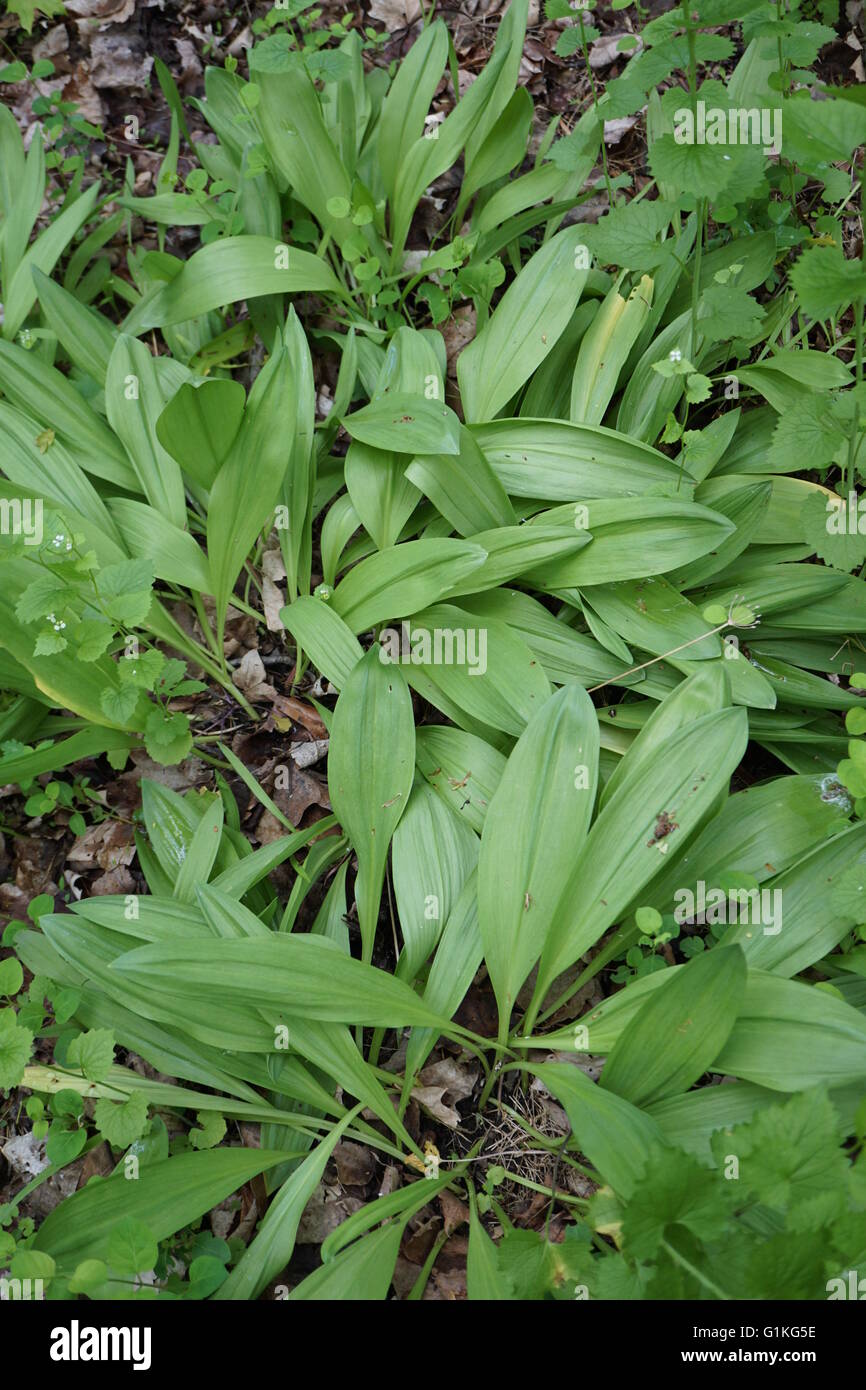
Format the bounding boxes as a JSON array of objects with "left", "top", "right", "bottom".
[{"left": 847, "top": 296, "right": 864, "bottom": 496}]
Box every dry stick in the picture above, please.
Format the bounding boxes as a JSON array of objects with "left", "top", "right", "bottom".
[{"left": 586, "top": 617, "right": 732, "bottom": 695}]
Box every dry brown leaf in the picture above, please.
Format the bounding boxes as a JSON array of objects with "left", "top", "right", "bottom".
[
  {"left": 88, "top": 34, "right": 153, "bottom": 89},
  {"left": 67, "top": 820, "right": 135, "bottom": 871},
  {"left": 589, "top": 32, "right": 641, "bottom": 69},
  {"left": 368, "top": 0, "right": 422, "bottom": 27},
  {"left": 412, "top": 1058, "right": 478, "bottom": 1128},
  {"left": 262, "top": 547, "right": 287, "bottom": 632},
  {"left": 333, "top": 1140, "right": 375, "bottom": 1188},
  {"left": 271, "top": 693, "right": 328, "bottom": 739},
  {"left": 65, "top": 0, "right": 135, "bottom": 18},
  {"left": 232, "top": 649, "right": 276, "bottom": 702}
]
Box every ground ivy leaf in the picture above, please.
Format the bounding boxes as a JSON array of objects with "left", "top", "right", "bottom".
[
  {"left": 698, "top": 284, "right": 765, "bottom": 342},
  {"left": 189, "top": 1110, "right": 226, "bottom": 1150},
  {"left": 94, "top": 1090, "right": 150, "bottom": 1149},
  {"left": 144, "top": 710, "right": 193, "bottom": 765},
  {"left": 710, "top": 1087, "right": 848, "bottom": 1218},
  {"left": 790, "top": 244, "right": 866, "bottom": 320},
  {"left": 0, "top": 1017, "right": 33, "bottom": 1089},
  {"left": 801, "top": 491, "right": 866, "bottom": 570},
  {"left": 621, "top": 1145, "right": 732, "bottom": 1260},
  {"left": 65, "top": 1027, "right": 115, "bottom": 1082},
  {"left": 582, "top": 200, "right": 676, "bottom": 272},
  {"left": 107, "top": 1215, "right": 159, "bottom": 1276},
  {"left": 768, "top": 395, "right": 847, "bottom": 472}
]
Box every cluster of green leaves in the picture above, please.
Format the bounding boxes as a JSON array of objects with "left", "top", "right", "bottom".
[{"left": 1, "top": 0, "right": 866, "bottom": 1302}]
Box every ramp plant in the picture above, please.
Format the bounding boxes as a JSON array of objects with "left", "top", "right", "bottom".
[{"left": 1, "top": 0, "right": 866, "bottom": 1301}]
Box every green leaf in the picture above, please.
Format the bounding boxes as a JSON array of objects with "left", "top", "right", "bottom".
[
  {"left": 458, "top": 226, "right": 591, "bottom": 422},
  {"left": 5, "top": 0, "right": 66, "bottom": 35},
  {"left": 66, "top": 1027, "right": 115, "bottom": 1082},
  {"left": 289, "top": 1222, "right": 403, "bottom": 1300},
  {"left": 392, "top": 782, "right": 479, "bottom": 984},
  {"left": 533, "top": 705, "right": 748, "bottom": 1008},
  {"left": 94, "top": 1090, "right": 150, "bottom": 1149},
  {"left": 215, "top": 1109, "right": 359, "bottom": 1300},
  {"left": 342, "top": 394, "right": 461, "bottom": 455},
  {"left": 698, "top": 284, "right": 765, "bottom": 342},
  {"left": 801, "top": 492, "right": 866, "bottom": 571},
  {"left": 105, "top": 336, "right": 187, "bottom": 530},
  {"left": 479, "top": 684, "right": 598, "bottom": 1038},
  {"left": 112, "top": 934, "right": 454, "bottom": 1030},
  {"left": 144, "top": 710, "right": 193, "bottom": 766},
  {"left": 790, "top": 244, "right": 866, "bottom": 320},
  {"left": 156, "top": 379, "right": 245, "bottom": 490},
  {"left": 122, "top": 237, "right": 344, "bottom": 334},
  {"left": 189, "top": 1110, "right": 226, "bottom": 1150},
  {"left": 106, "top": 1215, "right": 160, "bottom": 1275},
  {"left": 709, "top": 1087, "right": 848, "bottom": 1221},
  {"left": 467, "top": 1190, "right": 513, "bottom": 1299},
  {"left": 0, "top": 1016, "right": 34, "bottom": 1089},
  {"left": 0, "top": 957, "right": 23, "bottom": 996},
  {"left": 330, "top": 539, "right": 487, "bottom": 634},
  {"left": 328, "top": 648, "right": 415, "bottom": 961},
  {"left": 530, "top": 1061, "right": 662, "bottom": 1198},
  {"left": 45, "top": 1126, "right": 87, "bottom": 1167},
  {"left": 34, "top": 1148, "right": 290, "bottom": 1267},
  {"left": 621, "top": 1144, "right": 732, "bottom": 1261},
  {"left": 582, "top": 200, "right": 675, "bottom": 273},
  {"left": 600, "top": 946, "right": 747, "bottom": 1107},
  {"left": 207, "top": 346, "right": 295, "bottom": 647}
]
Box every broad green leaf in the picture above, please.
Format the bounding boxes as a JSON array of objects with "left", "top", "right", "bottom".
[
  {"left": 415, "top": 726, "right": 506, "bottom": 833},
  {"left": 526, "top": 498, "right": 734, "bottom": 587},
  {"left": 406, "top": 425, "right": 516, "bottom": 536},
  {"left": 720, "top": 823, "right": 866, "bottom": 977},
  {"left": 532, "top": 705, "right": 748, "bottom": 1012},
  {"left": 279, "top": 595, "right": 363, "bottom": 688},
  {"left": 342, "top": 394, "right": 461, "bottom": 455},
  {"left": 155, "top": 379, "right": 245, "bottom": 489},
  {"left": 0, "top": 339, "right": 135, "bottom": 490},
  {"left": 392, "top": 781, "right": 479, "bottom": 983},
  {"left": 207, "top": 346, "right": 295, "bottom": 646},
  {"left": 327, "top": 648, "right": 415, "bottom": 961},
  {"left": 31, "top": 268, "right": 118, "bottom": 384},
  {"left": 4, "top": 182, "right": 101, "bottom": 340},
  {"left": 479, "top": 684, "right": 598, "bottom": 1039},
  {"left": 714, "top": 972, "right": 866, "bottom": 1090},
  {"left": 108, "top": 498, "right": 213, "bottom": 592},
  {"left": 105, "top": 335, "right": 188, "bottom": 530},
  {"left": 458, "top": 226, "right": 591, "bottom": 422},
  {"left": 289, "top": 1222, "right": 402, "bottom": 1300},
  {"left": 173, "top": 799, "right": 224, "bottom": 904},
  {"left": 530, "top": 1061, "right": 661, "bottom": 1199},
  {"left": 600, "top": 946, "right": 747, "bottom": 1106},
  {"left": 403, "top": 603, "right": 551, "bottom": 737},
  {"left": 214, "top": 1109, "right": 360, "bottom": 1300},
  {"left": 571, "top": 277, "right": 654, "bottom": 424},
  {"left": 471, "top": 418, "right": 688, "bottom": 499},
  {"left": 113, "top": 934, "right": 450, "bottom": 1028},
  {"left": 122, "top": 237, "right": 344, "bottom": 334},
  {"left": 330, "top": 539, "right": 487, "bottom": 634},
  {"left": 34, "top": 1148, "right": 289, "bottom": 1267},
  {"left": 467, "top": 1190, "right": 512, "bottom": 1300},
  {"left": 346, "top": 441, "right": 421, "bottom": 549}
]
